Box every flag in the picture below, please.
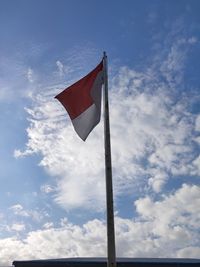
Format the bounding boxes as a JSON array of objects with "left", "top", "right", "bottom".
[{"left": 55, "top": 60, "right": 104, "bottom": 141}]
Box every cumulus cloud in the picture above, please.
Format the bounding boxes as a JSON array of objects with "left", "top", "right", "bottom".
[
  {"left": 135, "top": 184, "right": 200, "bottom": 228},
  {"left": 148, "top": 171, "right": 168, "bottom": 193},
  {"left": 0, "top": 184, "right": 199, "bottom": 266},
  {"left": 0, "top": 219, "right": 106, "bottom": 266},
  {"left": 133, "top": 184, "right": 200, "bottom": 256}
]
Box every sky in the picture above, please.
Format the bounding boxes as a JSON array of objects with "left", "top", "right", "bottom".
[{"left": 0, "top": 0, "right": 200, "bottom": 265}]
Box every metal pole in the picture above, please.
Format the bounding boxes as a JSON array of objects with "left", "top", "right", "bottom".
[{"left": 103, "top": 51, "right": 116, "bottom": 267}]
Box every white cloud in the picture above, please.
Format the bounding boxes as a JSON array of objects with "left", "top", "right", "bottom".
[
  {"left": 0, "top": 184, "right": 199, "bottom": 265},
  {"left": 191, "top": 156, "right": 200, "bottom": 175},
  {"left": 159, "top": 41, "right": 186, "bottom": 87},
  {"left": 0, "top": 56, "right": 35, "bottom": 103},
  {"left": 14, "top": 88, "right": 106, "bottom": 211},
  {"left": 27, "top": 68, "right": 34, "bottom": 83},
  {"left": 148, "top": 170, "right": 168, "bottom": 193},
  {"left": 10, "top": 204, "right": 29, "bottom": 217},
  {"left": 195, "top": 115, "right": 200, "bottom": 132},
  {"left": 9, "top": 204, "right": 49, "bottom": 223},
  {"left": 10, "top": 223, "right": 26, "bottom": 232},
  {"left": 56, "top": 60, "right": 64, "bottom": 76},
  {"left": 135, "top": 183, "right": 200, "bottom": 231},
  {"left": 0, "top": 219, "right": 106, "bottom": 266},
  {"left": 43, "top": 222, "right": 54, "bottom": 229},
  {"left": 177, "top": 246, "right": 200, "bottom": 258},
  {"left": 40, "top": 184, "right": 55, "bottom": 194},
  {"left": 29, "top": 210, "right": 49, "bottom": 223}
]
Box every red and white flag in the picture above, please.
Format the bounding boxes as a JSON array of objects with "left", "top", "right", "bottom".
[{"left": 55, "top": 60, "right": 104, "bottom": 141}]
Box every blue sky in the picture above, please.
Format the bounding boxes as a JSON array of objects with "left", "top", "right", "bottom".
[{"left": 0, "top": 0, "right": 200, "bottom": 265}]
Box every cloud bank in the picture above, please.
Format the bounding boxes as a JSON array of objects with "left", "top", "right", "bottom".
[{"left": 0, "top": 184, "right": 199, "bottom": 266}]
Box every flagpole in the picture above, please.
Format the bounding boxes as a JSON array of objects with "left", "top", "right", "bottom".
[{"left": 103, "top": 51, "right": 116, "bottom": 267}]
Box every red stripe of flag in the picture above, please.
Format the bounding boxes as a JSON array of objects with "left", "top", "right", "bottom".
[{"left": 55, "top": 60, "right": 103, "bottom": 120}]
